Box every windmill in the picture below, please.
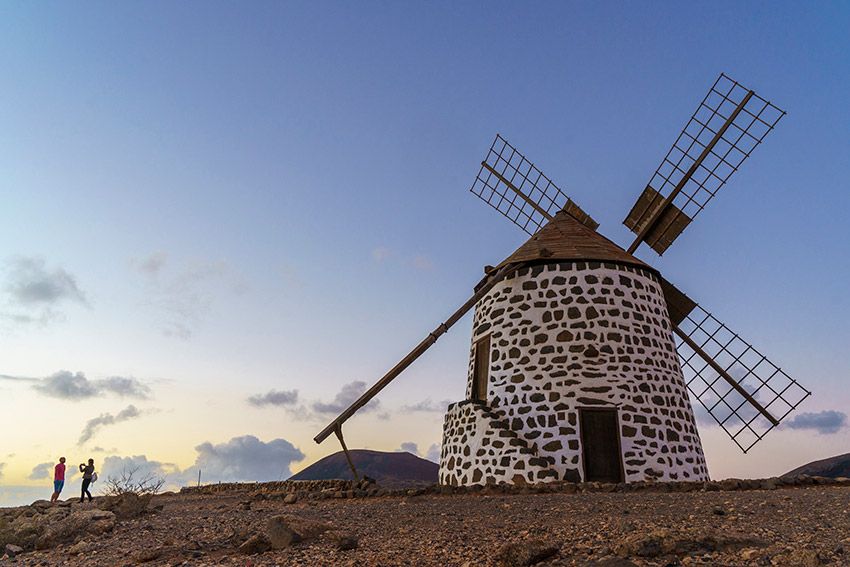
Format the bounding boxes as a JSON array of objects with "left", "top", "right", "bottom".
[{"left": 314, "top": 73, "right": 810, "bottom": 485}]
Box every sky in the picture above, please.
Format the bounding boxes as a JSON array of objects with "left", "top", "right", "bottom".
[{"left": 1, "top": 2, "right": 849, "bottom": 506}]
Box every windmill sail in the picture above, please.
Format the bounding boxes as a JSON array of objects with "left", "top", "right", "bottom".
[
  {"left": 471, "top": 134, "right": 598, "bottom": 236},
  {"left": 624, "top": 73, "right": 786, "bottom": 255},
  {"left": 672, "top": 302, "right": 810, "bottom": 452}
]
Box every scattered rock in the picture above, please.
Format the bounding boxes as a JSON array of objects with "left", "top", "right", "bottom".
[
  {"left": 331, "top": 531, "right": 358, "bottom": 551},
  {"left": 495, "top": 538, "right": 559, "bottom": 566},
  {"left": 266, "top": 515, "right": 302, "bottom": 549},
  {"left": 68, "top": 540, "right": 90, "bottom": 555},
  {"left": 238, "top": 533, "right": 271, "bottom": 555},
  {"left": 284, "top": 494, "right": 298, "bottom": 504},
  {"left": 134, "top": 546, "right": 163, "bottom": 563},
  {"left": 4, "top": 543, "right": 24, "bottom": 558}
]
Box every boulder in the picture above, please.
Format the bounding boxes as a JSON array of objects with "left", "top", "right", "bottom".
[
  {"left": 99, "top": 492, "right": 152, "bottom": 519},
  {"left": 35, "top": 509, "right": 115, "bottom": 550}
]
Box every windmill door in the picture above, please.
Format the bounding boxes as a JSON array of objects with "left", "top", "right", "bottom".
[
  {"left": 471, "top": 335, "right": 490, "bottom": 401},
  {"left": 579, "top": 408, "right": 624, "bottom": 483}
]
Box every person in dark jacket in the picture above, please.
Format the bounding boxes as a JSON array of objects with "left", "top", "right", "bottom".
[{"left": 79, "top": 458, "right": 95, "bottom": 503}]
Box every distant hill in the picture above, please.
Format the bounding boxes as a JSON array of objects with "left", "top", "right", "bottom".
[
  {"left": 290, "top": 450, "right": 438, "bottom": 488},
  {"left": 783, "top": 452, "right": 850, "bottom": 478}
]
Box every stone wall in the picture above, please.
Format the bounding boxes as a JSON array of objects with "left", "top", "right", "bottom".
[{"left": 440, "top": 261, "right": 709, "bottom": 485}]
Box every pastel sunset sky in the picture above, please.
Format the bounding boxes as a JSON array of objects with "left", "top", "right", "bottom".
[{"left": 1, "top": 2, "right": 849, "bottom": 506}]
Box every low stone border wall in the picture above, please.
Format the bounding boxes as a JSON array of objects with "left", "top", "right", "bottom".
[
  {"left": 177, "top": 474, "right": 850, "bottom": 502},
  {"left": 179, "top": 479, "right": 356, "bottom": 495}
]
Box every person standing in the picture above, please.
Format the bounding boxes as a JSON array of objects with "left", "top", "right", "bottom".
[
  {"left": 79, "top": 458, "right": 96, "bottom": 503},
  {"left": 50, "top": 457, "right": 66, "bottom": 503}
]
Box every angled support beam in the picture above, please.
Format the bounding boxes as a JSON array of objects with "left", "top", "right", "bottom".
[
  {"left": 481, "top": 162, "right": 555, "bottom": 222},
  {"left": 334, "top": 425, "right": 359, "bottom": 482},
  {"left": 673, "top": 324, "right": 779, "bottom": 426},
  {"left": 314, "top": 261, "right": 527, "bottom": 444},
  {"left": 627, "top": 90, "right": 755, "bottom": 254}
]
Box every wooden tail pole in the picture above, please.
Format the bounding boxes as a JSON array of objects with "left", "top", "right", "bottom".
[
  {"left": 313, "top": 262, "right": 524, "bottom": 445},
  {"left": 627, "top": 90, "right": 755, "bottom": 255},
  {"left": 672, "top": 324, "right": 779, "bottom": 426}
]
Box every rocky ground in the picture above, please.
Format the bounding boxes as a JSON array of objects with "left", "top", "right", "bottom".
[{"left": 2, "top": 478, "right": 849, "bottom": 566}]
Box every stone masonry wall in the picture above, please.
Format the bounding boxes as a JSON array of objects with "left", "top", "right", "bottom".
[{"left": 440, "top": 261, "right": 709, "bottom": 485}]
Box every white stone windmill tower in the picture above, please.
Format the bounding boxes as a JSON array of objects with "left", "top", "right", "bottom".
[{"left": 314, "top": 73, "right": 810, "bottom": 485}]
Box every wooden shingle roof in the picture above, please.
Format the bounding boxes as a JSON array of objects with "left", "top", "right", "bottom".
[{"left": 496, "top": 210, "right": 653, "bottom": 272}]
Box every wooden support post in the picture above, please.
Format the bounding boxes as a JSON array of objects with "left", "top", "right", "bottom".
[
  {"left": 627, "top": 90, "right": 755, "bottom": 254},
  {"left": 673, "top": 324, "right": 779, "bottom": 426},
  {"left": 314, "top": 262, "right": 526, "bottom": 444},
  {"left": 334, "top": 425, "right": 360, "bottom": 482}
]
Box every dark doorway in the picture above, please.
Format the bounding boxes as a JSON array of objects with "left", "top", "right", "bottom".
[
  {"left": 470, "top": 335, "right": 490, "bottom": 401},
  {"left": 579, "top": 408, "right": 624, "bottom": 483}
]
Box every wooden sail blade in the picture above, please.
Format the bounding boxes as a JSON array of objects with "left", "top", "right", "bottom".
[
  {"left": 314, "top": 262, "right": 525, "bottom": 445},
  {"left": 624, "top": 73, "right": 786, "bottom": 255},
  {"left": 673, "top": 303, "right": 810, "bottom": 453},
  {"left": 471, "top": 134, "right": 598, "bottom": 236}
]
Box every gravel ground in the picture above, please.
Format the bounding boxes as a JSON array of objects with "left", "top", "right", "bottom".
[{"left": 5, "top": 484, "right": 850, "bottom": 566}]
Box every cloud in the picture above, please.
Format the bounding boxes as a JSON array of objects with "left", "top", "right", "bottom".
[
  {"left": 1, "top": 256, "right": 87, "bottom": 324},
  {"left": 0, "top": 462, "right": 5, "bottom": 480},
  {"left": 31, "top": 371, "right": 151, "bottom": 401},
  {"left": 371, "top": 247, "right": 392, "bottom": 263},
  {"left": 396, "top": 442, "right": 440, "bottom": 464},
  {"left": 28, "top": 462, "right": 53, "bottom": 480},
  {"left": 78, "top": 405, "right": 144, "bottom": 445},
  {"left": 138, "top": 255, "right": 243, "bottom": 340},
  {"left": 425, "top": 443, "right": 440, "bottom": 463},
  {"left": 100, "top": 454, "right": 180, "bottom": 484},
  {"left": 96, "top": 435, "right": 306, "bottom": 490},
  {"left": 0, "top": 374, "right": 37, "bottom": 383},
  {"left": 412, "top": 255, "right": 434, "bottom": 271},
  {"left": 136, "top": 252, "right": 168, "bottom": 276},
  {"left": 312, "top": 381, "right": 379, "bottom": 415},
  {"left": 192, "top": 435, "right": 305, "bottom": 483},
  {"left": 246, "top": 389, "right": 299, "bottom": 408},
  {"left": 402, "top": 399, "right": 452, "bottom": 413},
  {"left": 784, "top": 410, "right": 847, "bottom": 435}
]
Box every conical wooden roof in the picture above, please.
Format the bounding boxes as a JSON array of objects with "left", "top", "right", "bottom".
[{"left": 497, "top": 210, "right": 653, "bottom": 272}]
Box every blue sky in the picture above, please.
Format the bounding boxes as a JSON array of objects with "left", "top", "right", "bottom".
[{"left": 1, "top": 2, "right": 849, "bottom": 505}]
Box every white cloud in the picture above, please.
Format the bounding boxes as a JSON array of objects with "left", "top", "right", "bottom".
[
  {"left": 28, "top": 462, "right": 52, "bottom": 480},
  {"left": 1, "top": 256, "right": 87, "bottom": 325},
  {"left": 402, "top": 399, "right": 452, "bottom": 413},
  {"left": 137, "top": 255, "right": 244, "bottom": 340},
  {"left": 136, "top": 252, "right": 168, "bottom": 276},
  {"left": 78, "top": 405, "right": 145, "bottom": 445},
  {"left": 246, "top": 389, "right": 299, "bottom": 408},
  {"left": 784, "top": 410, "right": 847, "bottom": 434},
  {"left": 312, "top": 381, "right": 379, "bottom": 415},
  {"left": 395, "top": 442, "right": 440, "bottom": 464},
  {"left": 191, "top": 435, "right": 306, "bottom": 483},
  {"left": 31, "top": 370, "right": 151, "bottom": 401}
]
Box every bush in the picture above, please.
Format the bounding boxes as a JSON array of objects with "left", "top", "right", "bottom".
[{"left": 102, "top": 465, "right": 165, "bottom": 496}]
